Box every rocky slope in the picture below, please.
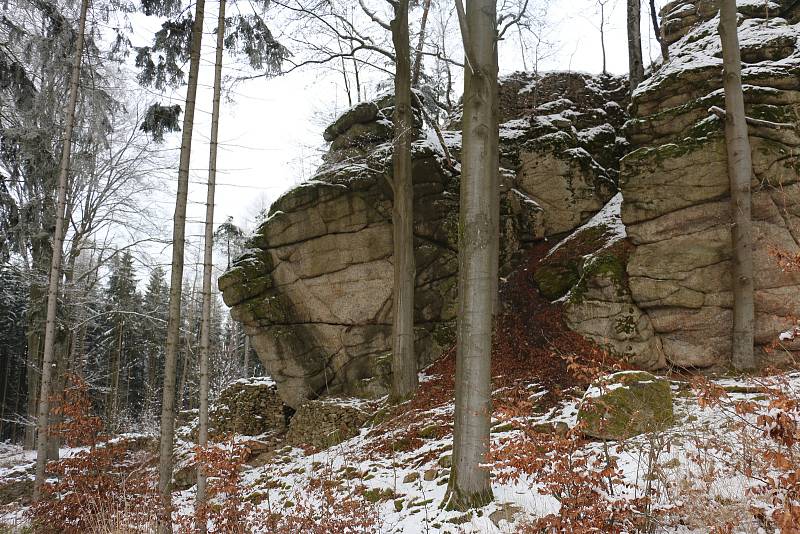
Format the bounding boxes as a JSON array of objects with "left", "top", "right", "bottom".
[
  {"left": 219, "top": 73, "right": 629, "bottom": 408},
  {"left": 621, "top": 0, "right": 800, "bottom": 367}
]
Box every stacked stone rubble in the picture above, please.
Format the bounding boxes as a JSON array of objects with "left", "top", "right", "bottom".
[
  {"left": 285, "top": 398, "right": 371, "bottom": 449},
  {"left": 209, "top": 378, "right": 285, "bottom": 437}
]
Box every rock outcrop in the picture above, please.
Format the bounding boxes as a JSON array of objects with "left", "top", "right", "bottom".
[
  {"left": 539, "top": 195, "right": 668, "bottom": 370},
  {"left": 578, "top": 371, "right": 674, "bottom": 440},
  {"left": 220, "top": 75, "right": 629, "bottom": 408},
  {"left": 620, "top": 0, "right": 800, "bottom": 367}
]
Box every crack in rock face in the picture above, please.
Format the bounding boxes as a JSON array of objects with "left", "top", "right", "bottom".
[
  {"left": 620, "top": 0, "right": 800, "bottom": 368},
  {"left": 220, "top": 75, "right": 630, "bottom": 409}
]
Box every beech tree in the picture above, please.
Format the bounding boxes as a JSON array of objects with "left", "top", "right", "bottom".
[
  {"left": 718, "top": 0, "right": 755, "bottom": 370},
  {"left": 389, "top": 0, "right": 418, "bottom": 401},
  {"left": 627, "top": 0, "right": 644, "bottom": 90},
  {"left": 445, "top": 0, "right": 499, "bottom": 511}
]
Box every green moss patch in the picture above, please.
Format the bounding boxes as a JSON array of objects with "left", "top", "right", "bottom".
[{"left": 578, "top": 371, "right": 674, "bottom": 440}]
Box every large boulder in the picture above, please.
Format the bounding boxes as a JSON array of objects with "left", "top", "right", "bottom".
[
  {"left": 620, "top": 0, "right": 800, "bottom": 368},
  {"left": 578, "top": 371, "right": 674, "bottom": 440},
  {"left": 220, "top": 78, "right": 629, "bottom": 408}
]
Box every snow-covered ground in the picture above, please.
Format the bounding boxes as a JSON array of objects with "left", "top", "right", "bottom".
[
  {"left": 2, "top": 371, "right": 799, "bottom": 532},
  {"left": 161, "top": 370, "right": 798, "bottom": 533}
]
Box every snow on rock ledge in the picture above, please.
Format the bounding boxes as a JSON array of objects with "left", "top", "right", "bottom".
[
  {"left": 219, "top": 77, "right": 629, "bottom": 409},
  {"left": 622, "top": 0, "right": 800, "bottom": 367}
]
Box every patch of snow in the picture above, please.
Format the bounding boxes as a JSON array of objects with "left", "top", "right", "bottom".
[{"left": 546, "top": 192, "right": 626, "bottom": 261}]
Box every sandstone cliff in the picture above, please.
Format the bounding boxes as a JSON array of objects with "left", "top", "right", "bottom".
[
  {"left": 219, "top": 74, "right": 628, "bottom": 408},
  {"left": 545, "top": 0, "right": 800, "bottom": 370},
  {"left": 621, "top": 0, "right": 800, "bottom": 367}
]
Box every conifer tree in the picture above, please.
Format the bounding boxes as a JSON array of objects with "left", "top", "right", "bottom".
[{"left": 142, "top": 267, "right": 169, "bottom": 418}]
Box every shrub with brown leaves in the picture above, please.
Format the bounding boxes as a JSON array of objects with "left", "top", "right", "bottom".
[{"left": 29, "top": 376, "right": 158, "bottom": 534}]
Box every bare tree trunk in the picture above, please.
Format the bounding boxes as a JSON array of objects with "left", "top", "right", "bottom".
[
  {"left": 196, "top": 0, "right": 225, "bottom": 528},
  {"left": 627, "top": 0, "right": 644, "bottom": 90},
  {"left": 0, "top": 351, "right": 8, "bottom": 441},
  {"left": 32, "top": 0, "right": 89, "bottom": 501},
  {"left": 718, "top": 0, "right": 756, "bottom": 370},
  {"left": 107, "top": 320, "right": 123, "bottom": 430},
  {"left": 243, "top": 335, "right": 250, "bottom": 378},
  {"left": 445, "top": 0, "right": 497, "bottom": 511},
  {"left": 517, "top": 25, "right": 528, "bottom": 72},
  {"left": 599, "top": 0, "right": 607, "bottom": 74},
  {"left": 411, "top": 0, "right": 432, "bottom": 87},
  {"left": 649, "top": 0, "right": 669, "bottom": 62},
  {"left": 157, "top": 0, "right": 205, "bottom": 528},
  {"left": 390, "top": 0, "right": 419, "bottom": 402},
  {"left": 352, "top": 53, "right": 362, "bottom": 102},
  {"left": 24, "top": 329, "right": 40, "bottom": 450}
]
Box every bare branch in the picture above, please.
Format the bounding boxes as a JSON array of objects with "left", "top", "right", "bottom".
[
  {"left": 708, "top": 105, "right": 796, "bottom": 130},
  {"left": 497, "top": 0, "right": 529, "bottom": 40},
  {"left": 454, "top": 0, "right": 477, "bottom": 73},
  {"left": 357, "top": 0, "right": 392, "bottom": 31}
]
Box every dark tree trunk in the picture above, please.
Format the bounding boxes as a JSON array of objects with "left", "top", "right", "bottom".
[{"left": 627, "top": 0, "right": 644, "bottom": 90}]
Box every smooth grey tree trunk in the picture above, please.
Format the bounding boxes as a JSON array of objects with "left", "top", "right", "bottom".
[
  {"left": 627, "top": 0, "right": 644, "bottom": 90},
  {"left": 196, "top": 0, "right": 225, "bottom": 529},
  {"left": 32, "top": 0, "right": 89, "bottom": 501},
  {"left": 157, "top": 0, "right": 205, "bottom": 529},
  {"left": 718, "top": 0, "right": 756, "bottom": 370},
  {"left": 445, "top": 0, "right": 498, "bottom": 511},
  {"left": 390, "top": 0, "right": 419, "bottom": 402}
]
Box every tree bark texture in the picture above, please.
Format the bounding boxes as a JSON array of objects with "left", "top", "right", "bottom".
[
  {"left": 446, "top": 0, "right": 498, "bottom": 511},
  {"left": 718, "top": 0, "right": 756, "bottom": 370},
  {"left": 390, "top": 0, "right": 419, "bottom": 402},
  {"left": 627, "top": 0, "right": 644, "bottom": 90}
]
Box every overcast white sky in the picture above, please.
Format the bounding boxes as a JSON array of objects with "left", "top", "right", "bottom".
[{"left": 123, "top": 0, "right": 668, "bottom": 276}]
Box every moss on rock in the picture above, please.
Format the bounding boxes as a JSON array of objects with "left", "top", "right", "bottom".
[
  {"left": 533, "top": 261, "right": 580, "bottom": 300},
  {"left": 578, "top": 371, "right": 674, "bottom": 440}
]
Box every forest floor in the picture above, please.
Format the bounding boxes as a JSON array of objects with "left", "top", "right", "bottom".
[{"left": 1, "top": 220, "right": 799, "bottom": 532}]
